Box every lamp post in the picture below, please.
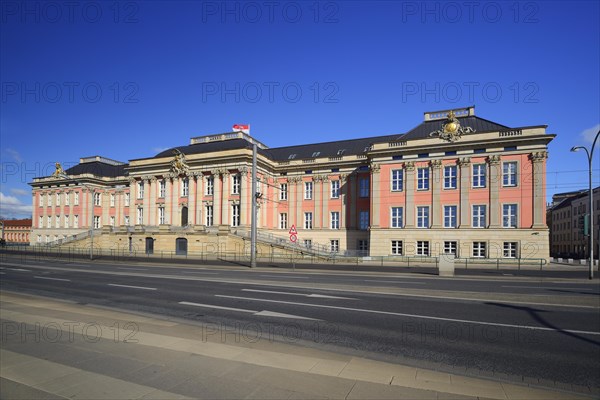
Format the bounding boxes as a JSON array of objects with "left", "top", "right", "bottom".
[
  {"left": 60, "top": 174, "right": 94, "bottom": 261},
  {"left": 571, "top": 129, "right": 600, "bottom": 280}
]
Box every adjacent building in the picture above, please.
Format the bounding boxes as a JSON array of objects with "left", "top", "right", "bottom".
[
  {"left": 547, "top": 187, "right": 600, "bottom": 259},
  {"left": 1, "top": 219, "right": 32, "bottom": 244},
  {"left": 29, "top": 106, "right": 554, "bottom": 260}
]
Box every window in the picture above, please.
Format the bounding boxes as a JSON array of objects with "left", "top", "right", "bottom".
[
  {"left": 65, "top": 192, "right": 70, "bottom": 206},
  {"left": 159, "top": 180, "right": 166, "bottom": 198},
  {"left": 206, "top": 205, "right": 213, "bottom": 226},
  {"left": 359, "top": 211, "right": 369, "bottom": 230},
  {"left": 38, "top": 216, "right": 43, "bottom": 228},
  {"left": 74, "top": 192, "right": 79, "bottom": 205},
  {"left": 503, "top": 162, "right": 518, "bottom": 186},
  {"left": 110, "top": 193, "right": 115, "bottom": 207},
  {"left": 124, "top": 193, "right": 130, "bottom": 206},
  {"left": 391, "top": 169, "right": 403, "bottom": 191},
  {"left": 503, "top": 204, "right": 518, "bottom": 228},
  {"left": 158, "top": 207, "right": 165, "bottom": 225},
  {"left": 110, "top": 216, "right": 115, "bottom": 227},
  {"left": 39, "top": 194, "right": 44, "bottom": 207},
  {"left": 47, "top": 216, "right": 51, "bottom": 228},
  {"left": 304, "top": 212, "right": 313, "bottom": 229},
  {"left": 391, "top": 240, "right": 403, "bottom": 255},
  {"left": 181, "top": 178, "right": 189, "bottom": 197},
  {"left": 444, "top": 205, "right": 457, "bottom": 228},
  {"left": 137, "top": 181, "right": 144, "bottom": 199},
  {"left": 47, "top": 193, "right": 52, "bottom": 207},
  {"left": 444, "top": 241, "right": 457, "bottom": 255},
  {"left": 417, "top": 168, "right": 429, "bottom": 190},
  {"left": 417, "top": 206, "right": 429, "bottom": 228},
  {"left": 124, "top": 215, "right": 129, "bottom": 226},
  {"left": 331, "top": 180, "right": 340, "bottom": 198},
  {"left": 358, "top": 240, "right": 369, "bottom": 255},
  {"left": 331, "top": 211, "right": 340, "bottom": 229},
  {"left": 232, "top": 204, "right": 240, "bottom": 227},
  {"left": 417, "top": 241, "right": 430, "bottom": 256},
  {"left": 304, "top": 239, "right": 312, "bottom": 249},
  {"left": 444, "top": 165, "right": 457, "bottom": 189},
  {"left": 472, "top": 164, "right": 486, "bottom": 188},
  {"left": 137, "top": 207, "right": 144, "bottom": 225},
  {"left": 37, "top": 235, "right": 42, "bottom": 243},
  {"left": 504, "top": 242, "right": 518, "bottom": 258},
  {"left": 473, "top": 242, "right": 486, "bottom": 258},
  {"left": 330, "top": 239, "right": 339, "bottom": 253},
  {"left": 359, "top": 178, "right": 369, "bottom": 197},
  {"left": 64, "top": 215, "right": 69, "bottom": 228},
  {"left": 279, "top": 213, "right": 288, "bottom": 230},
  {"left": 56, "top": 192, "right": 61, "bottom": 206},
  {"left": 232, "top": 175, "right": 240, "bottom": 194},
  {"left": 93, "top": 216, "right": 100, "bottom": 229},
  {"left": 280, "top": 183, "right": 288, "bottom": 200},
  {"left": 94, "top": 192, "right": 101, "bottom": 206},
  {"left": 304, "top": 181, "right": 313, "bottom": 199},
  {"left": 206, "top": 176, "right": 214, "bottom": 195},
  {"left": 391, "top": 207, "right": 403, "bottom": 228},
  {"left": 74, "top": 215, "right": 79, "bottom": 228},
  {"left": 45, "top": 235, "right": 49, "bottom": 243},
  {"left": 55, "top": 215, "right": 60, "bottom": 228},
  {"left": 472, "top": 205, "right": 487, "bottom": 228}
]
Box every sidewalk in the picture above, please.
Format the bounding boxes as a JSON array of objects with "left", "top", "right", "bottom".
[{"left": 0, "top": 292, "right": 591, "bottom": 399}]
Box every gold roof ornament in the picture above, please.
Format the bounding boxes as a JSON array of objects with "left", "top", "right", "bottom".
[
  {"left": 429, "top": 110, "right": 475, "bottom": 142},
  {"left": 170, "top": 149, "right": 190, "bottom": 176},
  {"left": 51, "top": 162, "right": 65, "bottom": 178}
]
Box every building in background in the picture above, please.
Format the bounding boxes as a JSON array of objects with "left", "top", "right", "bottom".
[
  {"left": 29, "top": 106, "right": 554, "bottom": 260},
  {"left": 1, "top": 219, "right": 32, "bottom": 244},
  {"left": 547, "top": 187, "right": 600, "bottom": 259}
]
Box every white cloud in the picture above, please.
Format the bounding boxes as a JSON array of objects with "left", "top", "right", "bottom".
[
  {"left": 5, "top": 148, "right": 22, "bottom": 162},
  {"left": 581, "top": 123, "right": 600, "bottom": 144},
  {"left": 10, "top": 188, "right": 29, "bottom": 196},
  {"left": 0, "top": 192, "right": 32, "bottom": 219}
]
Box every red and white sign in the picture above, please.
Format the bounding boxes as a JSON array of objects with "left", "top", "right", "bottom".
[
  {"left": 232, "top": 124, "right": 250, "bottom": 134},
  {"left": 289, "top": 225, "right": 298, "bottom": 242}
]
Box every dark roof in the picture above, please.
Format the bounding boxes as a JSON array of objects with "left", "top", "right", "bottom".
[
  {"left": 264, "top": 134, "right": 403, "bottom": 161},
  {"left": 65, "top": 161, "right": 128, "bottom": 178},
  {"left": 154, "top": 139, "right": 255, "bottom": 158},
  {"left": 401, "top": 116, "right": 509, "bottom": 141},
  {"left": 2, "top": 219, "right": 32, "bottom": 227}
]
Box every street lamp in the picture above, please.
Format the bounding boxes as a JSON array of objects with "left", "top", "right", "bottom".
[
  {"left": 571, "top": 129, "right": 600, "bottom": 280},
  {"left": 60, "top": 174, "right": 95, "bottom": 261}
]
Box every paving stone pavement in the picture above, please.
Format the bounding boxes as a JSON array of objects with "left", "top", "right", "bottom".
[{"left": 0, "top": 292, "right": 591, "bottom": 400}]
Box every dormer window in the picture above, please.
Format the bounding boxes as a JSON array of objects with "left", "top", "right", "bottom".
[
  {"left": 288, "top": 154, "right": 297, "bottom": 160},
  {"left": 337, "top": 149, "right": 345, "bottom": 156},
  {"left": 311, "top": 151, "right": 320, "bottom": 158}
]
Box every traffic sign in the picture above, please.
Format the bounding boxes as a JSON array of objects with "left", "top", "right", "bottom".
[
  {"left": 289, "top": 225, "right": 297, "bottom": 235},
  {"left": 289, "top": 234, "right": 297, "bottom": 243}
]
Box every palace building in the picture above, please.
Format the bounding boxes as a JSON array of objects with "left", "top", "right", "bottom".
[{"left": 29, "top": 106, "right": 554, "bottom": 260}]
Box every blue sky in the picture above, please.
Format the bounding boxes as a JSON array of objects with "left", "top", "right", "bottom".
[{"left": 1, "top": 0, "right": 599, "bottom": 218}]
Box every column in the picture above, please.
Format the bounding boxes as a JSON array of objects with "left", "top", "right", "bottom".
[
  {"left": 296, "top": 177, "right": 303, "bottom": 228},
  {"left": 165, "top": 178, "right": 172, "bottom": 225},
  {"left": 458, "top": 158, "right": 471, "bottom": 227},
  {"left": 531, "top": 152, "right": 548, "bottom": 228},
  {"left": 370, "top": 164, "right": 381, "bottom": 228},
  {"left": 196, "top": 173, "right": 203, "bottom": 224},
  {"left": 272, "top": 177, "right": 278, "bottom": 230},
  {"left": 322, "top": 176, "right": 329, "bottom": 229},
  {"left": 404, "top": 162, "right": 415, "bottom": 228},
  {"left": 488, "top": 155, "right": 501, "bottom": 228},
  {"left": 340, "top": 174, "right": 348, "bottom": 229},
  {"left": 102, "top": 190, "right": 109, "bottom": 226},
  {"left": 172, "top": 177, "right": 179, "bottom": 226},
  {"left": 189, "top": 175, "right": 197, "bottom": 226},
  {"left": 149, "top": 178, "right": 157, "bottom": 225},
  {"left": 143, "top": 178, "right": 151, "bottom": 225},
  {"left": 349, "top": 174, "right": 357, "bottom": 229},
  {"left": 222, "top": 172, "right": 230, "bottom": 225},
  {"left": 240, "top": 169, "right": 249, "bottom": 226},
  {"left": 212, "top": 170, "right": 221, "bottom": 225},
  {"left": 313, "top": 176, "right": 321, "bottom": 229},
  {"left": 431, "top": 160, "right": 442, "bottom": 228},
  {"left": 116, "top": 190, "right": 123, "bottom": 226},
  {"left": 287, "top": 177, "right": 295, "bottom": 228},
  {"left": 59, "top": 190, "right": 65, "bottom": 229},
  {"left": 129, "top": 179, "right": 136, "bottom": 226}
]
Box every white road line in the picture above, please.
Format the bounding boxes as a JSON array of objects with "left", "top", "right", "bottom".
[
  {"left": 215, "top": 295, "right": 600, "bottom": 336},
  {"left": 502, "top": 285, "right": 595, "bottom": 291},
  {"left": 180, "top": 271, "right": 219, "bottom": 275},
  {"left": 107, "top": 284, "right": 157, "bottom": 291},
  {"left": 259, "top": 275, "right": 309, "bottom": 279},
  {"left": 242, "top": 289, "right": 357, "bottom": 300},
  {"left": 178, "top": 301, "right": 319, "bottom": 320},
  {"left": 0, "top": 272, "right": 5, "bottom": 275},
  {"left": 117, "top": 267, "right": 148, "bottom": 271},
  {"left": 363, "top": 280, "right": 426, "bottom": 285},
  {"left": 34, "top": 276, "right": 71, "bottom": 282},
  {"left": 9, "top": 268, "right": 30, "bottom": 272}
]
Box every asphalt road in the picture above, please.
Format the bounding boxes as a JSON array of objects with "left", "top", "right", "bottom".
[{"left": 1, "top": 254, "right": 599, "bottom": 391}]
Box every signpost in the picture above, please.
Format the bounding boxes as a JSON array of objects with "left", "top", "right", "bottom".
[{"left": 289, "top": 225, "right": 298, "bottom": 269}]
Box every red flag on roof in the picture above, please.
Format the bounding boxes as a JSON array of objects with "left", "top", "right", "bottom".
[{"left": 233, "top": 124, "right": 250, "bottom": 134}]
